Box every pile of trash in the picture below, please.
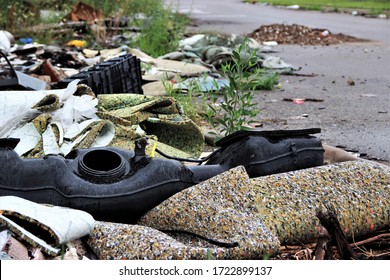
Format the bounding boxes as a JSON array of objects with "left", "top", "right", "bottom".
[
  {"left": 0, "top": 25, "right": 302, "bottom": 160},
  {"left": 1, "top": 159, "right": 389, "bottom": 260},
  {"left": 0, "top": 2, "right": 388, "bottom": 261},
  {"left": 248, "top": 23, "right": 369, "bottom": 45}
]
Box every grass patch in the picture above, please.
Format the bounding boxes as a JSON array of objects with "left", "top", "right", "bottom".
[{"left": 248, "top": 0, "right": 390, "bottom": 16}]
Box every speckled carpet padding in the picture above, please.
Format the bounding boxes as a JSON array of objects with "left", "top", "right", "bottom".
[
  {"left": 87, "top": 222, "right": 231, "bottom": 260},
  {"left": 251, "top": 160, "right": 390, "bottom": 244},
  {"left": 88, "top": 166, "right": 281, "bottom": 260},
  {"left": 87, "top": 161, "right": 389, "bottom": 260}
]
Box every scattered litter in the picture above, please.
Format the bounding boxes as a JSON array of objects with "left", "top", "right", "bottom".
[
  {"left": 288, "top": 115, "right": 309, "bottom": 119},
  {"left": 55, "top": 52, "right": 144, "bottom": 95},
  {"left": 0, "top": 50, "right": 47, "bottom": 91},
  {"left": 284, "top": 98, "right": 324, "bottom": 103},
  {"left": 0, "top": 30, "right": 14, "bottom": 51},
  {"left": 263, "top": 41, "right": 278, "bottom": 46},
  {"left": 360, "top": 94, "right": 377, "bottom": 98},
  {"left": 137, "top": 166, "right": 281, "bottom": 260},
  {"left": 262, "top": 56, "right": 295, "bottom": 71},
  {"left": 251, "top": 161, "right": 390, "bottom": 244},
  {"left": 320, "top": 30, "right": 330, "bottom": 37},
  {"left": 286, "top": 5, "right": 300, "bottom": 10},
  {"left": 172, "top": 76, "right": 229, "bottom": 92},
  {"left": 293, "top": 99, "right": 305, "bottom": 104},
  {"left": 0, "top": 2, "right": 388, "bottom": 261},
  {"left": 66, "top": 39, "right": 87, "bottom": 48},
  {"left": 65, "top": 1, "right": 104, "bottom": 22},
  {"left": 162, "top": 33, "right": 298, "bottom": 72},
  {"left": 347, "top": 78, "right": 355, "bottom": 86}
]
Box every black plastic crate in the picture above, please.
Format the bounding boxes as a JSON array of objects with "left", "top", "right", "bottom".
[{"left": 54, "top": 53, "right": 143, "bottom": 95}]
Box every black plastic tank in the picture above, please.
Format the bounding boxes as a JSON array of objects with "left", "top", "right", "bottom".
[
  {"left": 0, "top": 128, "right": 324, "bottom": 223},
  {"left": 0, "top": 139, "right": 202, "bottom": 223}
]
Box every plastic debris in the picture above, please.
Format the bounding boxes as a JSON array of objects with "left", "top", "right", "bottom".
[
  {"left": 320, "top": 30, "right": 330, "bottom": 37},
  {"left": 66, "top": 40, "right": 87, "bottom": 48},
  {"left": 172, "top": 76, "right": 229, "bottom": 92},
  {"left": 263, "top": 41, "right": 278, "bottom": 46},
  {"left": 286, "top": 5, "right": 300, "bottom": 10},
  {"left": 0, "top": 30, "right": 14, "bottom": 51}
]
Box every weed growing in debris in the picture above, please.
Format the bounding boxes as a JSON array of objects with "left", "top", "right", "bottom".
[
  {"left": 135, "top": 2, "right": 189, "bottom": 57},
  {"left": 204, "top": 39, "right": 278, "bottom": 137},
  {"left": 163, "top": 76, "right": 208, "bottom": 124}
]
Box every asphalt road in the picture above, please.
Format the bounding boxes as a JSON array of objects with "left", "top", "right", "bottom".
[{"left": 166, "top": 0, "right": 390, "bottom": 161}]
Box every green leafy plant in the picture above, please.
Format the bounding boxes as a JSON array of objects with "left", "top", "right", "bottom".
[
  {"left": 163, "top": 76, "right": 207, "bottom": 124},
  {"left": 135, "top": 2, "right": 188, "bottom": 57},
  {"left": 205, "top": 39, "right": 278, "bottom": 137}
]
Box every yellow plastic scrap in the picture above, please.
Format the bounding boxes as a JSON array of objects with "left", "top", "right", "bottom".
[
  {"left": 66, "top": 40, "right": 87, "bottom": 48},
  {"left": 150, "top": 142, "right": 158, "bottom": 157}
]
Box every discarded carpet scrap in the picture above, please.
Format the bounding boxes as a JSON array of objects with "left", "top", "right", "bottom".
[
  {"left": 138, "top": 166, "right": 281, "bottom": 259},
  {"left": 251, "top": 160, "right": 390, "bottom": 244},
  {"left": 87, "top": 166, "right": 280, "bottom": 260},
  {"left": 123, "top": 161, "right": 388, "bottom": 260},
  {"left": 87, "top": 222, "right": 231, "bottom": 260},
  {"left": 0, "top": 196, "right": 95, "bottom": 256},
  {"left": 97, "top": 93, "right": 205, "bottom": 157},
  {"left": 0, "top": 81, "right": 205, "bottom": 159}
]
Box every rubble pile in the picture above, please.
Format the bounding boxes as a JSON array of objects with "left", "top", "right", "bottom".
[{"left": 248, "top": 23, "right": 369, "bottom": 45}]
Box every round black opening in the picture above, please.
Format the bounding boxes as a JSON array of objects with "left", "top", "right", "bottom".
[
  {"left": 83, "top": 150, "right": 121, "bottom": 171},
  {"left": 78, "top": 149, "right": 126, "bottom": 182}
]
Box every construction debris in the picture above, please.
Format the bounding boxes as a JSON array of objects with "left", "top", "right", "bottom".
[{"left": 248, "top": 23, "right": 369, "bottom": 45}]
